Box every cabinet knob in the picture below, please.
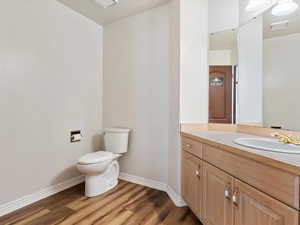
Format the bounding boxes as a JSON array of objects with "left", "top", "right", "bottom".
[
  {"left": 224, "top": 183, "right": 232, "bottom": 200},
  {"left": 195, "top": 170, "right": 200, "bottom": 177},
  {"left": 224, "top": 190, "right": 231, "bottom": 200},
  {"left": 232, "top": 189, "right": 239, "bottom": 206},
  {"left": 232, "top": 195, "right": 237, "bottom": 204},
  {"left": 184, "top": 144, "right": 192, "bottom": 149}
]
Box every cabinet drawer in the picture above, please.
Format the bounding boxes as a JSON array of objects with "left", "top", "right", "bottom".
[
  {"left": 203, "top": 144, "right": 300, "bottom": 209},
  {"left": 182, "top": 137, "right": 203, "bottom": 159}
]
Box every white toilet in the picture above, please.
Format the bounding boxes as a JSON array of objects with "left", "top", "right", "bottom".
[{"left": 77, "top": 128, "right": 130, "bottom": 197}]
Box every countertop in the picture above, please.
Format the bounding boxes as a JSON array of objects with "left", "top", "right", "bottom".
[{"left": 181, "top": 130, "right": 300, "bottom": 175}]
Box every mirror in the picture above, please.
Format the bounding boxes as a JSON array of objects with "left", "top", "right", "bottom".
[
  {"left": 209, "top": 29, "right": 238, "bottom": 124},
  {"left": 209, "top": 0, "right": 300, "bottom": 131},
  {"left": 263, "top": 0, "right": 300, "bottom": 130}
]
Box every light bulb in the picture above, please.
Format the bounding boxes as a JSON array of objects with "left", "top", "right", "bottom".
[
  {"left": 246, "top": 0, "right": 277, "bottom": 12},
  {"left": 272, "top": 0, "right": 299, "bottom": 16}
]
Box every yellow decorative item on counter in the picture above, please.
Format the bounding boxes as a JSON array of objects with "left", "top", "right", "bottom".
[{"left": 273, "top": 132, "right": 300, "bottom": 146}]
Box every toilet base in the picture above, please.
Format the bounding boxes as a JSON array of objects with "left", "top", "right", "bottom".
[{"left": 84, "top": 160, "right": 120, "bottom": 197}]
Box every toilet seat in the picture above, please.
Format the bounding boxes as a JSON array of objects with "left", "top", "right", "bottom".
[{"left": 78, "top": 151, "right": 114, "bottom": 165}]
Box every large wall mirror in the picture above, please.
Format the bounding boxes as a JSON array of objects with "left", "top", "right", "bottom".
[{"left": 208, "top": 0, "right": 300, "bottom": 131}]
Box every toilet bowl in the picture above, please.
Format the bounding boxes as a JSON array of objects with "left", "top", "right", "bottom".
[
  {"left": 77, "top": 152, "right": 121, "bottom": 197},
  {"left": 77, "top": 128, "right": 130, "bottom": 197}
]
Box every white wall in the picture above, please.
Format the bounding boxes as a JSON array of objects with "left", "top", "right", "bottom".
[
  {"left": 180, "top": 0, "right": 209, "bottom": 124},
  {"left": 103, "top": 0, "right": 209, "bottom": 196},
  {"left": 264, "top": 33, "right": 300, "bottom": 130},
  {"left": 0, "top": 0, "right": 103, "bottom": 205},
  {"left": 209, "top": 50, "right": 233, "bottom": 65},
  {"left": 168, "top": 0, "right": 181, "bottom": 194},
  {"left": 231, "top": 47, "right": 238, "bottom": 66},
  {"left": 103, "top": 5, "right": 169, "bottom": 183},
  {"left": 166, "top": 0, "right": 208, "bottom": 195},
  {"left": 237, "top": 16, "right": 263, "bottom": 124},
  {"left": 208, "top": 0, "right": 239, "bottom": 33}
]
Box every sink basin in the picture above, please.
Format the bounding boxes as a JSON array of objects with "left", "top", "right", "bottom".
[{"left": 234, "top": 137, "right": 300, "bottom": 154}]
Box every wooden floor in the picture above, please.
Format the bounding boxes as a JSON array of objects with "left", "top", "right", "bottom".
[{"left": 0, "top": 180, "right": 202, "bottom": 225}]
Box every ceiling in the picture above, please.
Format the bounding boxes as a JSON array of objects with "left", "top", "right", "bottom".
[
  {"left": 58, "top": 0, "right": 299, "bottom": 38},
  {"left": 263, "top": 0, "right": 300, "bottom": 39},
  {"left": 58, "top": 0, "right": 170, "bottom": 25}
]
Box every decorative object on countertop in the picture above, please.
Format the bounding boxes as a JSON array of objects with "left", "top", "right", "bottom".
[{"left": 272, "top": 132, "right": 300, "bottom": 145}]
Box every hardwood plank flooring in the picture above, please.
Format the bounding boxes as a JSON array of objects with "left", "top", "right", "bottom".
[{"left": 0, "top": 181, "right": 202, "bottom": 225}]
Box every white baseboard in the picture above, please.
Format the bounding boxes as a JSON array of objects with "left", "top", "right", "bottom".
[
  {"left": 0, "top": 175, "right": 84, "bottom": 217},
  {"left": 166, "top": 185, "right": 187, "bottom": 207},
  {"left": 0, "top": 173, "right": 185, "bottom": 217},
  {"left": 119, "top": 172, "right": 186, "bottom": 207},
  {"left": 119, "top": 172, "right": 167, "bottom": 192}
]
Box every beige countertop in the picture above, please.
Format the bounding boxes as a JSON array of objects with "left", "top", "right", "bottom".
[{"left": 181, "top": 130, "right": 300, "bottom": 175}]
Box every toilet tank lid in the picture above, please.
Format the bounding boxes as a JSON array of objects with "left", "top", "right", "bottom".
[{"left": 105, "top": 128, "right": 130, "bottom": 133}]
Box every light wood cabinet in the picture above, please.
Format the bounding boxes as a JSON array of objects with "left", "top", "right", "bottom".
[
  {"left": 182, "top": 151, "right": 203, "bottom": 219},
  {"left": 182, "top": 136, "right": 203, "bottom": 159},
  {"left": 204, "top": 144, "right": 300, "bottom": 209},
  {"left": 203, "top": 163, "right": 233, "bottom": 225},
  {"left": 181, "top": 137, "right": 300, "bottom": 225},
  {"left": 233, "top": 179, "right": 298, "bottom": 225}
]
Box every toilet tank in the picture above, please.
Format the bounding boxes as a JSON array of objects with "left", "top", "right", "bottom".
[{"left": 104, "top": 128, "right": 130, "bottom": 154}]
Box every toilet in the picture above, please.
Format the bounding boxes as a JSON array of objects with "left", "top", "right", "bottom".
[{"left": 77, "top": 128, "right": 130, "bottom": 197}]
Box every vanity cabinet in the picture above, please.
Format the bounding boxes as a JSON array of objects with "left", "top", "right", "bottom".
[
  {"left": 234, "top": 179, "right": 298, "bottom": 225},
  {"left": 181, "top": 136, "right": 299, "bottom": 225},
  {"left": 182, "top": 151, "right": 203, "bottom": 219},
  {"left": 203, "top": 163, "right": 233, "bottom": 225}
]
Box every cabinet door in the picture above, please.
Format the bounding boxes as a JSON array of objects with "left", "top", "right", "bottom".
[
  {"left": 233, "top": 179, "right": 299, "bottom": 225},
  {"left": 182, "top": 151, "right": 203, "bottom": 219},
  {"left": 203, "top": 162, "right": 233, "bottom": 225}
]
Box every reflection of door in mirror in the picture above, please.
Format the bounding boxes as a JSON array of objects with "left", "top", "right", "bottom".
[
  {"left": 209, "top": 29, "right": 238, "bottom": 124},
  {"left": 209, "top": 0, "right": 300, "bottom": 131},
  {"left": 209, "top": 66, "right": 234, "bottom": 124}
]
